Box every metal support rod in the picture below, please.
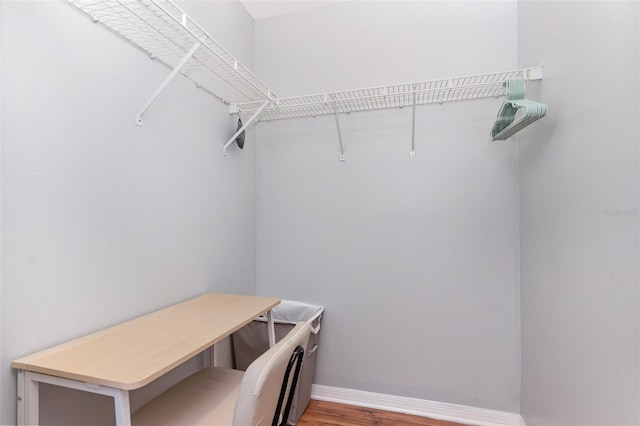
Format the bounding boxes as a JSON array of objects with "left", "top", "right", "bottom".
[
  {"left": 332, "top": 102, "right": 346, "bottom": 162},
  {"left": 136, "top": 40, "right": 203, "bottom": 126},
  {"left": 334, "top": 112, "right": 346, "bottom": 161},
  {"left": 410, "top": 87, "right": 417, "bottom": 157},
  {"left": 223, "top": 101, "right": 269, "bottom": 155}
]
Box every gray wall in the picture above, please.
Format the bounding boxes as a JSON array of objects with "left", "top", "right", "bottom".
[
  {"left": 255, "top": 1, "right": 522, "bottom": 412},
  {"left": 3, "top": 2, "right": 638, "bottom": 424},
  {"left": 518, "top": 2, "right": 640, "bottom": 425},
  {"left": 0, "top": 1, "right": 256, "bottom": 424},
  {"left": 0, "top": 0, "right": 4, "bottom": 421}
]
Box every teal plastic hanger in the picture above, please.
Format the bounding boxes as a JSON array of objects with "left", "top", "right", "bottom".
[{"left": 490, "top": 78, "right": 547, "bottom": 141}]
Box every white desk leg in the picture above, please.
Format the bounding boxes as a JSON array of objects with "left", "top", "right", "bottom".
[
  {"left": 17, "top": 372, "right": 132, "bottom": 426},
  {"left": 266, "top": 310, "right": 276, "bottom": 347},
  {"left": 204, "top": 346, "right": 213, "bottom": 368},
  {"left": 16, "top": 370, "right": 25, "bottom": 425},
  {"left": 17, "top": 370, "right": 39, "bottom": 426},
  {"left": 113, "top": 389, "right": 131, "bottom": 426}
]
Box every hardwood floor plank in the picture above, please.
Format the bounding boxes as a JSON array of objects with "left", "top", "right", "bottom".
[{"left": 297, "top": 400, "right": 465, "bottom": 426}]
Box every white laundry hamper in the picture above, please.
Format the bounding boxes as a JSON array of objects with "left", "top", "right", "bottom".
[{"left": 231, "top": 300, "right": 323, "bottom": 425}]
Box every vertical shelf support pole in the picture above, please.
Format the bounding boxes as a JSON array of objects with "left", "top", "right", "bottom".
[
  {"left": 334, "top": 112, "right": 346, "bottom": 162},
  {"left": 331, "top": 101, "right": 346, "bottom": 162},
  {"left": 223, "top": 101, "right": 269, "bottom": 155},
  {"left": 135, "top": 40, "right": 203, "bottom": 126},
  {"left": 410, "top": 85, "right": 417, "bottom": 157}
]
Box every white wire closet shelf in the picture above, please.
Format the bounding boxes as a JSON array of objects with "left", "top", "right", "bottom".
[
  {"left": 232, "top": 66, "right": 544, "bottom": 122},
  {"left": 65, "top": 0, "right": 544, "bottom": 157},
  {"left": 65, "top": 0, "right": 278, "bottom": 106}
]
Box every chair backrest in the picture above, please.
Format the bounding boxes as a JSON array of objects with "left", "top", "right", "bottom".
[{"left": 232, "top": 322, "right": 311, "bottom": 426}]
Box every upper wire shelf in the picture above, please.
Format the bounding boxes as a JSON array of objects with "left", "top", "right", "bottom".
[
  {"left": 65, "top": 0, "right": 544, "bottom": 155},
  {"left": 232, "top": 65, "right": 544, "bottom": 122},
  {"left": 66, "top": 0, "right": 277, "bottom": 105}
]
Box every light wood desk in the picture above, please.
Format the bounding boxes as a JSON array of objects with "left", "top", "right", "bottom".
[{"left": 12, "top": 293, "right": 280, "bottom": 426}]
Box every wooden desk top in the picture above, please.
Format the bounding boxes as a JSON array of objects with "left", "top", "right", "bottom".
[{"left": 12, "top": 293, "right": 280, "bottom": 390}]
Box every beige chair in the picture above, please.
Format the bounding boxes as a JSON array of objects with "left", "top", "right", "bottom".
[{"left": 133, "top": 322, "right": 311, "bottom": 426}]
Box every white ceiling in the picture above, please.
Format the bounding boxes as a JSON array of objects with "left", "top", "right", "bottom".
[{"left": 240, "top": 1, "right": 341, "bottom": 20}]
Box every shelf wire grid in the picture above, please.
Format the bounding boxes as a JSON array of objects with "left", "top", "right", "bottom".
[
  {"left": 235, "top": 68, "right": 540, "bottom": 122},
  {"left": 66, "top": 0, "right": 277, "bottom": 105},
  {"left": 66, "top": 1, "right": 542, "bottom": 125}
]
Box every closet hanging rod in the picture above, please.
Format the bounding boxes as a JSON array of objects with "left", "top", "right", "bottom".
[{"left": 231, "top": 65, "right": 544, "bottom": 122}]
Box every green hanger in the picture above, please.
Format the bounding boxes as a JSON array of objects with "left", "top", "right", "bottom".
[{"left": 490, "top": 78, "right": 547, "bottom": 141}]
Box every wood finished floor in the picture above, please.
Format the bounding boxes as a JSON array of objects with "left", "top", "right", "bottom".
[{"left": 297, "top": 400, "right": 465, "bottom": 426}]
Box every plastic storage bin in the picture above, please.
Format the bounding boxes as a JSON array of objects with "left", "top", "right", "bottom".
[{"left": 232, "top": 300, "right": 323, "bottom": 425}]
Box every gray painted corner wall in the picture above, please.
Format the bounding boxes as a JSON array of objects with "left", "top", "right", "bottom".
[
  {"left": 0, "top": 1, "right": 256, "bottom": 424},
  {"left": 0, "top": 0, "right": 3, "bottom": 421},
  {"left": 255, "top": 1, "right": 522, "bottom": 412},
  {"left": 2, "top": 2, "right": 638, "bottom": 425},
  {"left": 518, "top": 2, "right": 640, "bottom": 425}
]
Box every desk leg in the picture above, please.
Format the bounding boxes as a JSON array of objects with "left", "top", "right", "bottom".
[
  {"left": 266, "top": 309, "right": 276, "bottom": 347},
  {"left": 204, "top": 346, "right": 213, "bottom": 368},
  {"left": 16, "top": 369, "right": 25, "bottom": 425},
  {"left": 113, "top": 389, "right": 131, "bottom": 426},
  {"left": 16, "top": 370, "right": 39, "bottom": 426},
  {"left": 16, "top": 372, "right": 132, "bottom": 426}
]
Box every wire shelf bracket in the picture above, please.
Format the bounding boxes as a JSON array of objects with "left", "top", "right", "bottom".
[
  {"left": 136, "top": 39, "right": 203, "bottom": 126},
  {"left": 410, "top": 85, "right": 417, "bottom": 157},
  {"left": 333, "top": 112, "right": 346, "bottom": 162},
  {"left": 329, "top": 98, "right": 346, "bottom": 162},
  {"left": 223, "top": 101, "right": 269, "bottom": 155}
]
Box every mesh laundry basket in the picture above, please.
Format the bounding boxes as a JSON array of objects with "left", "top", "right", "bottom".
[{"left": 232, "top": 300, "right": 323, "bottom": 425}]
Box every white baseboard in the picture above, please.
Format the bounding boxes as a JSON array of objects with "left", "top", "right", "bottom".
[{"left": 311, "top": 385, "right": 525, "bottom": 426}]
